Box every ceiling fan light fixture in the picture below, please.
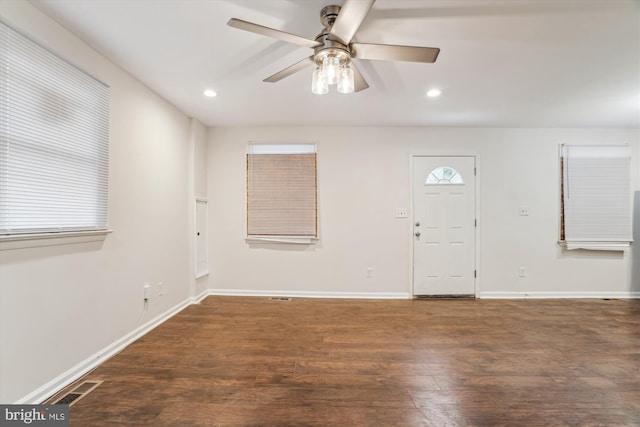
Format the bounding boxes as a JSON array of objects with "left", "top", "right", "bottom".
[
  {"left": 323, "top": 55, "right": 340, "bottom": 85},
  {"left": 311, "top": 49, "right": 352, "bottom": 94},
  {"left": 311, "top": 67, "right": 328, "bottom": 94},
  {"left": 337, "top": 65, "right": 354, "bottom": 94},
  {"left": 426, "top": 88, "right": 442, "bottom": 97},
  {"left": 203, "top": 89, "right": 217, "bottom": 97}
]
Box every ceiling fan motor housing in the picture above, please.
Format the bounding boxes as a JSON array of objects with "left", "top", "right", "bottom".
[
  {"left": 314, "top": 5, "right": 351, "bottom": 66},
  {"left": 320, "top": 5, "right": 341, "bottom": 27}
]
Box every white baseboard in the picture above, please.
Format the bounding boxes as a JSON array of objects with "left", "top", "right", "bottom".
[
  {"left": 479, "top": 291, "right": 640, "bottom": 299},
  {"left": 192, "top": 289, "right": 210, "bottom": 304},
  {"left": 16, "top": 296, "right": 197, "bottom": 404},
  {"left": 207, "top": 288, "right": 411, "bottom": 300}
]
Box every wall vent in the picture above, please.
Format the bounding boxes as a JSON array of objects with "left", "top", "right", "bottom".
[{"left": 268, "top": 297, "right": 292, "bottom": 301}]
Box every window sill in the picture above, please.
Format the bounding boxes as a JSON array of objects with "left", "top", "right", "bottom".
[
  {"left": 558, "top": 240, "right": 632, "bottom": 251},
  {"left": 246, "top": 236, "right": 318, "bottom": 244},
  {"left": 0, "top": 229, "right": 112, "bottom": 251}
]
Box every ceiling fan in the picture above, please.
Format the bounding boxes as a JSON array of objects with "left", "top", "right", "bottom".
[{"left": 227, "top": 0, "right": 440, "bottom": 94}]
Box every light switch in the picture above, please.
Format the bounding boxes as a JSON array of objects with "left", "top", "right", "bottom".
[{"left": 395, "top": 208, "right": 408, "bottom": 218}]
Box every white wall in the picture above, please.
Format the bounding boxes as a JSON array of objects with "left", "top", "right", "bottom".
[
  {"left": 207, "top": 126, "right": 639, "bottom": 297},
  {"left": 1, "top": 0, "right": 637, "bottom": 405},
  {"left": 0, "top": 1, "right": 203, "bottom": 403}
]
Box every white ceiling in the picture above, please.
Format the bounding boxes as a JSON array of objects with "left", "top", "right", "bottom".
[{"left": 30, "top": 0, "right": 640, "bottom": 128}]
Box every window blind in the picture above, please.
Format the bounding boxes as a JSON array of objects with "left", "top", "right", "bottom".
[
  {"left": 561, "top": 144, "right": 632, "bottom": 250},
  {"left": 247, "top": 144, "right": 317, "bottom": 239},
  {"left": 0, "top": 22, "right": 109, "bottom": 234}
]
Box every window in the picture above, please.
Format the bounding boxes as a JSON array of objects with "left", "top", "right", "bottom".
[
  {"left": 425, "top": 166, "right": 464, "bottom": 185},
  {"left": 560, "top": 144, "right": 632, "bottom": 250},
  {"left": 246, "top": 144, "right": 317, "bottom": 243},
  {"left": 0, "top": 22, "right": 109, "bottom": 236}
]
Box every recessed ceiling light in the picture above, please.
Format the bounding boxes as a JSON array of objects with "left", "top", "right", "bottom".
[
  {"left": 203, "top": 89, "right": 217, "bottom": 97},
  {"left": 426, "top": 89, "right": 441, "bottom": 97}
]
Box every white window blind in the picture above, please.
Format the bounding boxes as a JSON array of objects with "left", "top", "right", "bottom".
[
  {"left": 0, "top": 22, "right": 109, "bottom": 235},
  {"left": 561, "top": 144, "right": 632, "bottom": 250},
  {"left": 247, "top": 144, "right": 317, "bottom": 242}
]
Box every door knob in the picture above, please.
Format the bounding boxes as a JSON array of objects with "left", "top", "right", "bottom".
[{"left": 415, "top": 231, "right": 421, "bottom": 237}]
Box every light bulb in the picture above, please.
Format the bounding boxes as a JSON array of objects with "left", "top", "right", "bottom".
[
  {"left": 323, "top": 55, "right": 339, "bottom": 85},
  {"left": 311, "top": 68, "right": 328, "bottom": 94},
  {"left": 337, "top": 66, "right": 354, "bottom": 94}
]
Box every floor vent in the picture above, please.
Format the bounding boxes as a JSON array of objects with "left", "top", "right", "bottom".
[
  {"left": 55, "top": 393, "right": 83, "bottom": 406},
  {"left": 414, "top": 294, "right": 475, "bottom": 299},
  {"left": 53, "top": 380, "right": 102, "bottom": 406},
  {"left": 268, "top": 297, "right": 292, "bottom": 301}
]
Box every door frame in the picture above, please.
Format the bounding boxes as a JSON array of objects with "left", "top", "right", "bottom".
[{"left": 409, "top": 153, "right": 481, "bottom": 297}]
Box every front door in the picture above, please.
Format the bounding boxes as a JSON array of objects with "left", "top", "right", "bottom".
[{"left": 412, "top": 156, "right": 476, "bottom": 296}]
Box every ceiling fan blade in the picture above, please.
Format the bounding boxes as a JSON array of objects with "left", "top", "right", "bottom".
[
  {"left": 328, "top": 0, "right": 375, "bottom": 45},
  {"left": 263, "top": 56, "right": 316, "bottom": 83},
  {"left": 227, "top": 18, "right": 320, "bottom": 48},
  {"left": 351, "top": 43, "right": 440, "bottom": 63},
  {"left": 350, "top": 62, "right": 369, "bottom": 92}
]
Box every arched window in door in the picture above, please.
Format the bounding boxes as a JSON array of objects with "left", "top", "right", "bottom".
[{"left": 425, "top": 166, "right": 464, "bottom": 185}]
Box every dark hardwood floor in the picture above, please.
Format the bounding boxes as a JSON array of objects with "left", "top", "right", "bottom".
[{"left": 50, "top": 296, "right": 640, "bottom": 426}]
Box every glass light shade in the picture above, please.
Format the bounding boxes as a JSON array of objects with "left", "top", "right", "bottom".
[
  {"left": 323, "top": 55, "right": 339, "bottom": 85},
  {"left": 311, "top": 68, "right": 328, "bottom": 94},
  {"left": 337, "top": 66, "right": 354, "bottom": 94}
]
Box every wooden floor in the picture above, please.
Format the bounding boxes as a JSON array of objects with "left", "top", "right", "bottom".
[{"left": 51, "top": 296, "right": 640, "bottom": 426}]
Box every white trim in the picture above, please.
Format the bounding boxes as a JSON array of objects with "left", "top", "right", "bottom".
[
  {"left": 0, "top": 230, "right": 112, "bottom": 251},
  {"left": 558, "top": 240, "right": 631, "bottom": 251},
  {"left": 479, "top": 291, "right": 640, "bottom": 299},
  {"left": 245, "top": 236, "right": 318, "bottom": 244},
  {"left": 15, "top": 296, "right": 196, "bottom": 404},
  {"left": 193, "top": 289, "right": 211, "bottom": 304},
  {"left": 248, "top": 143, "right": 316, "bottom": 154},
  {"left": 207, "top": 289, "right": 411, "bottom": 299}
]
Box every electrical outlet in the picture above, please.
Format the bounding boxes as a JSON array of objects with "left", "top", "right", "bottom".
[
  {"left": 519, "top": 267, "right": 525, "bottom": 277},
  {"left": 157, "top": 282, "right": 165, "bottom": 297},
  {"left": 519, "top": 206, "right": 529, "bottom": 216},
  {"left": 366, "top": 267, "right": 373, "bottom": 278}
]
